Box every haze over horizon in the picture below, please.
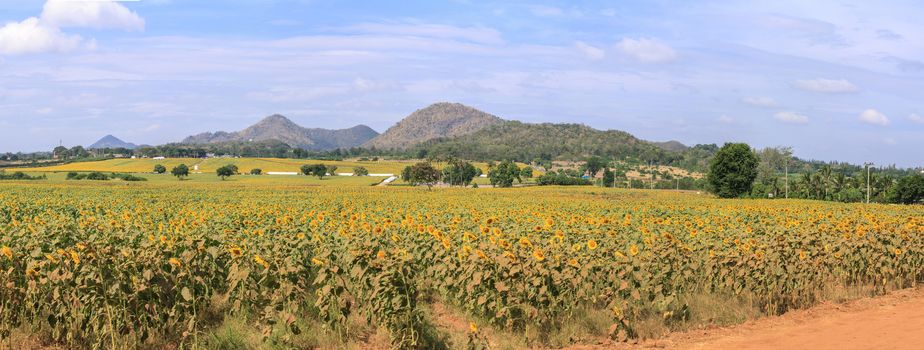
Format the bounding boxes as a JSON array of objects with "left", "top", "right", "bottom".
[{"left": 1, "top": 0, "right": 922, "bottom": 167}]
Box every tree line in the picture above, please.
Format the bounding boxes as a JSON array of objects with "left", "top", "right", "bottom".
[{"left": 707, "top": 143, "right": 924, "bottom": 204}]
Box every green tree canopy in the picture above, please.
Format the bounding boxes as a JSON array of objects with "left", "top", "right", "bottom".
[
  {"left": 442, "top": 160, "right": 479, "bottom": 186},
  {"left": 171, "top": 164, "right": 189, "bottom": 180},
  {"left": 300, "top": 164, "right": 328, "bottom": 179},
  {"left": 403, "top": 162, "right": 441, "bottom": 189},
  {"left": 707, "top": 143, "right": 759, "bottom": 198},
  {"left": 890, "top": 174, "right": 924, "bottom": 204},
  {"left": 489, "top": 161, "right": 520, "bottom": 188},
  {"left": 216, "top": 165, "right": 235, "bottom": 180},
  {"left": 153, "top": 164, "right": 166, "bottom": 174},
  {"left": 583, "top": 156, "right": 606, "bottom": 178}
]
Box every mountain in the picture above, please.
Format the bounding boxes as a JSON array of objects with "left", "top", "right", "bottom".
[
  {"left": 88, "top": 135, "right": 137, "bottom": 149},
  {"left": 650, "top": 140, "right": 689, "bottom": 152},
  {"left": 181, "top": 114, "right": 379, "bottom": 151},
  {"left": 363, "top": 102, "right": 505, "bottom": 149},
  {"left": 412, "top": 121, "right": 665, "bottom": 162}
]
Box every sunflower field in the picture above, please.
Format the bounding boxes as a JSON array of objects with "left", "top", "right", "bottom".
[{"left": 0, "top": 181, "right": 922, "bottom": 348}]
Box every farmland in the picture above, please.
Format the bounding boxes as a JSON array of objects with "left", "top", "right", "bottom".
[
  {"left": 0, "top": 178, "right": 921, "bottom": 349},
  {"left": 12, "top": 157, "right": 501, "bottom": 175}
]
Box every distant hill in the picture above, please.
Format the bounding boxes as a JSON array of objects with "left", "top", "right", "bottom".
[
  {"left": 413, "top": 121, "right": 672, "bottom": 162},
  {"left": 363, "top": 102, "right": 504, "bottom": 149},
  {"left": 650, "top": 140, "right": 689, "bottom": 152},
  {"left": 181, "top": 114, "right": 379, "bottom": 151},
  {"left": 88, "top": 135, "right": 137, "bottom": 149}
]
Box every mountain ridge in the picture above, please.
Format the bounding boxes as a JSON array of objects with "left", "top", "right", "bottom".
[
  {"left": 363, "top": 102, "right": 505, "bottom": 149},
  {"left": 181, "top": 114, "right": 379, "bottom": 151}
]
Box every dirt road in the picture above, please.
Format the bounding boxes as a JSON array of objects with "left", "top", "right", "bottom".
[{"left": 577, "top": 286, "right": 924, "bottom": 350}]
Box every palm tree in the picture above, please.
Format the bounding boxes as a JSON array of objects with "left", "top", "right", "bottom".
[
  {"left": 819, "top": 165, "right": 832, "bottom": 200},
  {"left": 832, "top": 173, "right": 848, "bottom": 201}
]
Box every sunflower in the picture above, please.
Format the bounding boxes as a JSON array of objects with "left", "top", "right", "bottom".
[
  {"left": 629, "top": 244, "right": 639, "bottom": 256},
  {"left": 519, "top": 237, "right": 532, "bottom": 248},
  {"left": 533, "top": 249, "right": 546, "bottom": 261},
  {"left": 376, "top": 250, "right": 387, "bottom": 259},
  {"left": 587, "top": 239, "right": 598, "bottom": 250},
  {"left": 254, "top": 255, "right": 269, "bottom": 269},
  {"left": 169, "top": 258, "right": 182, "bottom": 268},
  {"left": 567, "top": 258, "right": 580, "bottom": 267},
  {"left": 798, "top": 250, "right": 807, "bottom": 260},
  {"left": 311, "top": 257, "right": 325, "bottom": 266},
  {"left": 469, "top": 322, "right": 478, "bottom": 333},
  {"left": 1, "top": 246, "right": 11, "bottom": 260},
  {"left": 228, "top": 246, "right": 243, "bottom": 258}
]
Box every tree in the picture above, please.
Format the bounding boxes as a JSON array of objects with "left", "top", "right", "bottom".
[
  {"left": 69, "top": 146, "right": 89, "bottom": 159},
  {"left": 171, "top": 164, "right": 189, "bottom": 180},
  {"left": 327, "top": 165, "right": 338, "bottom": 176},
  {"left": 489, "top": 161, "right": 520, "bottom": 188},
  {"left": 707, "top": 143, "right": 759, "bottom": 198},
  {"left": 442, "top": 160, "right": 479, "bottom": 186},
  {"left": 890, "top": 174, "right": 924, "bottom": 204},
  {"left": 300, "top": 164, "right": 328, "bottom": 179},
  {"left": 250, "top": 168, "right": 262, "bottom": 175},
  {"left": 153, "top": 164, "right": 167, "bottom": 174},
  {"left": 353, "top": 166, "right": 369, "bottom": 176},
  {"left": 602, "top": 168, "right": 615, "bottom": 187},
  {"left": 404, "top": 162, "right": 441, "bottom": 189},
  {"left": 519, "top": 166, "right": 534, "bottom": 181},
  {"left": 217, "top": 165, "right": 235, "bottom": 180},
  {"left": 53, "top": 146, "right": 68, "bottom": 159},
  {"left": 401, "top": 166, "right": 413, "bottom": 182},
  {"left": 583, "top": 156, "right": 606, "bottom": 178}
]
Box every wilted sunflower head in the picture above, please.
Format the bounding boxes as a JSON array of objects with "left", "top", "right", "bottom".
[{"left": 228, "top": 246, "right": 243, "bottom": 258}]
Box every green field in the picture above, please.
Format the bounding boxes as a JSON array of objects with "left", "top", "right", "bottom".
[{"left": 12, "top": 171, "right": 388, "bottom": 186}]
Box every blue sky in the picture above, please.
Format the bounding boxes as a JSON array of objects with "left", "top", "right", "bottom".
[{"left": 0, "top": 0, "right": 922, "bottom": 166}]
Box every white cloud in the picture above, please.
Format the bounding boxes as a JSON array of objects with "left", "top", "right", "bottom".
[
  {"left": 859, "top": 109, "right": 889, "bottom": 126},
  {"left": 0, "top": 17, "right": 84, "bottom": 55},
  {"left": 717, "top": 115, "right": 735, "bottom": 124},
  {"left": 574, "top": 41, "right": 604, "bottom": 60},
  {"left": 41, "top": 0, "right": 145, "bottom": 31},
  {"left": 793, "top": 78, "right": 858, "bottom": 93},
  {"left": 774, "top": 111, "right": 809, "bottom": 124},
  {"left": 909, "top": 113, "right": 924, "bottom": 124},
  {"left": 615, "top": 37, "right": 677, "bottom": 64},
  {"left": 742, "top": 96, "right": 778, "bottom": 108},
  {"left": 0, "top": 0, "right": 143, "bottom": 56}
]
